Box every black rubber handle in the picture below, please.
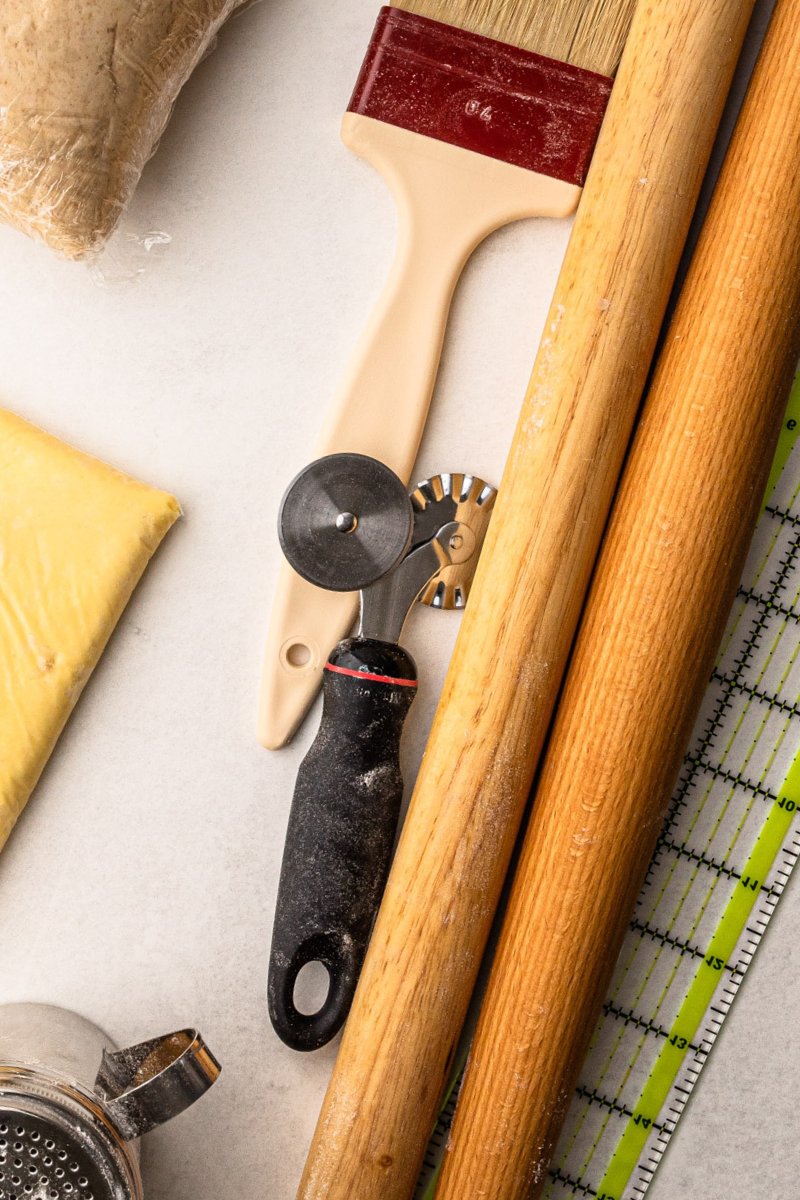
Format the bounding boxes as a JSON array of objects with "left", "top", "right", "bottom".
[{"left": 268, "top": 636, "right": 418, "bottom": 1051}]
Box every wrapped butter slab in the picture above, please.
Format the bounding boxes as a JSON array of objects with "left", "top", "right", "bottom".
[
  {"left": 0, "top": 0, "right": 242, "bottom": 259},
  {"left": 0, "top": 409, "right": 180, "bottom": 851}
]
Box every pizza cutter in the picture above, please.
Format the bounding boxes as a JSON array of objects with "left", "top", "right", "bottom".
[{"left": 268, "top": 453, "right": 496, "bottom": 1051}]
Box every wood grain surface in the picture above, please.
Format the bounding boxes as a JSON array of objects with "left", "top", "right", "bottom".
[
  {"left": 434, "top": 0, "right": 800, "bottom": 1195},
  {"left": 295, "top": 1, "right": 756, "bottom": 1197}
]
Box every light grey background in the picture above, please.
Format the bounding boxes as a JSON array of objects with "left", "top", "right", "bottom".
[{"left": 0, "top": 1, "right": 793, "bottom": 1197}]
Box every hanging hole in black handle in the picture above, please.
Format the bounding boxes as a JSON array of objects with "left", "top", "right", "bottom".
[
  {"left": 269, "top": 931, "right": 361, "bottom": 1052},
  {"left": 294, "top": 960, "right": 330, "bottom": 1015}
]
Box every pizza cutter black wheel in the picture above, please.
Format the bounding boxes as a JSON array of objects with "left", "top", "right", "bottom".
[{"left": 278, "top": 453, "right": 413, "bottom": 592}]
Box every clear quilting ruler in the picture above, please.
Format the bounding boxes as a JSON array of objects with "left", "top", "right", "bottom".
[{"left": 416, "top": 372, "right": 800, "bottom": 1200}]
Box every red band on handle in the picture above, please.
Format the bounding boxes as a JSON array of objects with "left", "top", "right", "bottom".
[
  {"left": 348, "top": 7, "right": 613, "bottom": 186},
  {"left": 325, "top": 661, "right": 418, "bottom": 688}
]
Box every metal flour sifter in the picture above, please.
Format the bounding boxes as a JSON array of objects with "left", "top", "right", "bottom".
[{"left": 0, "top": 1003, "right": 220, "bottom": 1200}]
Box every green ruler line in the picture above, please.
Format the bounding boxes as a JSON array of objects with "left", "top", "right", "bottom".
[
  {"left": 596, "top": 752, "right": 800, "bottom": 1200},
  {"left": 417, "top": 1056, "right": 467, "bottom": 1200},
  {"left": 596, "top": 372, "right": 800, "bottom": 1200},
  {"left": 763, "top": 372, "right": 800, "bottom": 509}
]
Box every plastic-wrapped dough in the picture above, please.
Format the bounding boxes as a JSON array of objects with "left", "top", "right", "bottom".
[
  {"left": 0, "top": 0, "right": 241, "bottom": 259},
  {"left": 0, "top": 408, "right": 180, "bottom": 851}
]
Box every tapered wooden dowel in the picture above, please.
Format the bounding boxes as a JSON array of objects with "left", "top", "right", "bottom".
[
  {"left": 435, "top": 2, "right": 800, "bottom": 1196},
  {"left": 295, "top": 2, "right": 755, "bottom": 1198}
]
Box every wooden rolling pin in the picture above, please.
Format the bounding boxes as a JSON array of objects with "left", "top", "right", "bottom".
[
  {"left": 296, "top": 2, "right": 756, "bottom": 1198},
  {"left": 434, "top": 1, "right": 800, "bottom": 1195}
]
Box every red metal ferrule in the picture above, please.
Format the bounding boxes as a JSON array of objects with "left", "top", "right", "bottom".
[
  {"left": 347, "top": 6, "right": 613, "bottom": 186},
  {"left": 325, "top": 662, "right": 418, "bottom": 687}
]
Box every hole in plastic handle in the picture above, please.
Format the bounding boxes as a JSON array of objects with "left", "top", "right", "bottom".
[
  {"left": 268, "top": 931, "right": 360, "bottom": 1052},
  {"left": 293, "top": 960, "right": 331, "bottom": 1016},
  {"left": 286, "top": 641, "right": 311, "bottom": 667}
]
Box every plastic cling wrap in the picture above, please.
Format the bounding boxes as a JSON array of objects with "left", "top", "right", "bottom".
[{"left": 0, "top": 0, "right": 242, "bottom": 259}]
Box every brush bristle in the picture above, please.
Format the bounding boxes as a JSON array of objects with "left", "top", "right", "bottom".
[{"left": 390, "top": 0, "right": 637, "bottom": 75}]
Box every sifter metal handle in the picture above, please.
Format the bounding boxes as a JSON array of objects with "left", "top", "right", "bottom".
[{"left": 94, "top": 1029, "right": 221, "bottom": 1139}]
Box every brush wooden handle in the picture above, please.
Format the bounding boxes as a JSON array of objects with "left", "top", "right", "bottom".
[
  {"left": 295, "top": 2, "right": 755, "bottom": 1198},
  {"left": 259, "top": 115, "right": 579, "bottom": 749},
  {"left": 435, "top": 3, "right": 800, "bottom": 1195}
]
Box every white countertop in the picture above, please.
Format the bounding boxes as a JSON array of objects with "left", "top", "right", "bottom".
[{"left": 0, "top": 1, "right": 795, "bottom": 1197}]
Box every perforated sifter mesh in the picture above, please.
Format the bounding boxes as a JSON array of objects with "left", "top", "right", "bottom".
[{"left": 0, "top": 1111, "right": 109, "bottom": 1200}]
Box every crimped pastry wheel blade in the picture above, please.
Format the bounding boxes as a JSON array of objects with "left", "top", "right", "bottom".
[{"left": 410, "top": 473, "right": 497, "bottom": 609}]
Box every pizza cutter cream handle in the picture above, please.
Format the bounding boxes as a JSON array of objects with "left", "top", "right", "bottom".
[{"left": 259, "top": 113, "right": 581, "bottom": 749}]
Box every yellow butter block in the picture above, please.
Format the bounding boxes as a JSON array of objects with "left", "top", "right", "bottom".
[{"left": 0, "top": 409, "right": 180, "bottom": 851}]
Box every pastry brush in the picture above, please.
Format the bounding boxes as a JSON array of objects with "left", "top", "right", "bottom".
[{"left": 259, "top": 0, "right": 636, "bottom": 749}]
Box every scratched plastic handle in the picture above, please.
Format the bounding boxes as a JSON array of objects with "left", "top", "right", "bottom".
[{"left": 268, "top": 636, "right": 418, "bottom": 1051}]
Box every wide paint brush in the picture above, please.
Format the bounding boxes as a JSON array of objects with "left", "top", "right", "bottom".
[{"left": 259, "top": 0, "right": 636, "bottom": 749}]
